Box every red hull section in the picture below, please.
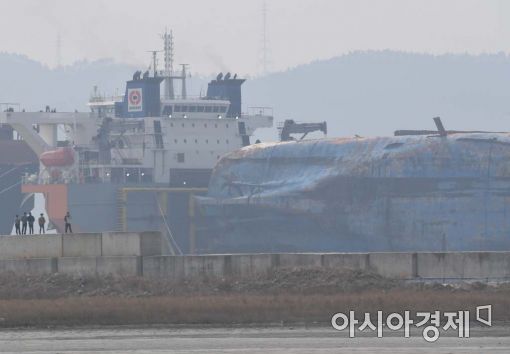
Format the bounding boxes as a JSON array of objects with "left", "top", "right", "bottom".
[{"left": 22, "top": 184, "right": 70, "bottom": 233}]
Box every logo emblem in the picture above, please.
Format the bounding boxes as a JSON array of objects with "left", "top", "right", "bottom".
[{"left": 127, "top": 88, "right": 143, "bottom": 112}]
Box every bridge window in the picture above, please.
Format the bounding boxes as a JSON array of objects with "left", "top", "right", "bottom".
[
  {"left": 162, "top": 105, "right": 172, "bottom": 115},
  {"left": 220, "top": 106, "right": 227, "bottom": 113},
  {"left": 174, "top": 106, "right": 181, "bottom": 112},
  {"left": 177, "top": 153, "right": 185, "bottom": 163},
  {"left": 189, "top": 106, "right": 197, "bottom": 112},
  {"left": 197, "top": 106, "right": 205, "bottom": 112},
  {"left": 181, "top": 106, "right": 188, "bottom": 112},
  {"left": 205, "top": 106, "right": 212, "bottom": 113},
  {"left": 213, "top": 106, "right": 219, "bottom": 113}
]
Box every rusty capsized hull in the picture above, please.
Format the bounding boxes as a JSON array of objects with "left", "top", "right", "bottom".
[{"left": 197, "top": 133, "right": 510, "bottom": 253}]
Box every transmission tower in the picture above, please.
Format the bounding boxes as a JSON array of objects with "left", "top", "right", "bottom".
[
  {"left": 56, "top": 32, "right": 62, "bottom": 68},
  {"left": 260, "top": 1, "right": 270, "bottom": 74}
]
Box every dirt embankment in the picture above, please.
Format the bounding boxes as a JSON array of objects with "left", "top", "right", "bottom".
[
  {"left": 0, "top": 268, "right": 401, "bottom": 299},
  {"left": 0, "top": 268, "right": 508, "bottom": 327}
]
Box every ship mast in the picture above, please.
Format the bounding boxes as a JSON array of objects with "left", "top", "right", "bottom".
[
  {"left": 180, "top": 64, "right": 188, "bottom": 99},
  {"left": 159, "top": 29, "right": 189, "bottom": 100},
  {"left": 148, "top": 50, "right": 160, "bottom": 77},
  {"left": 162, "top": 29, "right": 175, "bottom": 99}
]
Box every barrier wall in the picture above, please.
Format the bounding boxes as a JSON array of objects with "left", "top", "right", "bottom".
[
  {"left": 57, "top": 256, "right": 142, "bottom": 277},
  {"left": 101, "top": 231, "right": 161, "bottom": 257},
  {"left": 0, "top": 244, "right": 510, "bottom": 281},
  {"left": 0, "top": 231, "right": 162, "bottom": 260},
  {"left": 0, "top": 258, "right": 57, "bottom": 275},
  {"left": 0, "top": 235, "right": 62, "bottom": 259},
  {"left": 143, "top": 252, "right": 510, "bottom": 281}
]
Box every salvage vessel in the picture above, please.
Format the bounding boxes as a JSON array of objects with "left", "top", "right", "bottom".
[{"left": 0, "top": 31, "right": 272, "bottom": 253}]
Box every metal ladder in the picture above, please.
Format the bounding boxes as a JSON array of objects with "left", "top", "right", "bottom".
[{"left": 116, "top": 188, "right": 127, "bottom": 232}]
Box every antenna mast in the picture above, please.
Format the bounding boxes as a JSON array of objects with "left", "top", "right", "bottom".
[
  {"left": 161, "top": 29, "right": 175, "bottom": 99},
  {"left": 147, "top": 50, "right": 162, "bottom": 77},
  {"left": 152, "top": 51, "right": 158, "bottom": 76}
]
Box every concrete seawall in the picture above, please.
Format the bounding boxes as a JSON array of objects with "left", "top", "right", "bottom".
[
  {"left": 0, "top": 231, "right": 162, "bottom": 260},
  {"left": 142, "top": 252, "right": 510, "bottom": 281},
  {"left": 0, "top": 233, "right": 509, "bottom": 280}
]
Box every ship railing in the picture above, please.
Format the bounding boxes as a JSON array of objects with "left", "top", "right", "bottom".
[
  {"left": 0, "top": 102, "right": 21, "bottom": 112},
  {"left": 88, "top": 95, "right": 124, "bottom": 104},
  {"left": 22, "top": 173, "right": 77, "bottom": 185},
  {"left": 160, "top": 95, "right": 203, "bottom": 101},
  {"left": 21, "top": 174, "right": 38, "bottom": 185},
  {"left": 245, "top": 106, "right": 273, "bottom": 117}
]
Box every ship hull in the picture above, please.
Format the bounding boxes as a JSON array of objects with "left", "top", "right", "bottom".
[
  {"left": 0, "top": 140, "right": 38, "bottom": 235},
  {"left": 198, "top": 177, "right": 510, "bottom": 253},
  {"left": 197, "top": 134, "right": 510, "bottom": 253}
]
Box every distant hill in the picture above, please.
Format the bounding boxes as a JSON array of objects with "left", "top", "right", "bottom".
[
  {"left": 0, "top": 53, "right": 135, "bottom": 112},
  {"left": 1, "top": 51, "right": 510, "bottom": 141}
]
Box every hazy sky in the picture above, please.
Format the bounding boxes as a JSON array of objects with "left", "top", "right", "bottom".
[{"left": 1, "top": 0, "right": 509, "bottom": 75}]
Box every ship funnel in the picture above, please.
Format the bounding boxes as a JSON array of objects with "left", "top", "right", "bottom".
[
  {"left": 207, "top": 73, "right": 245, "bottom": 118},
  {"left": 115, "top": 73, "right": 163, "bottom": 118}
]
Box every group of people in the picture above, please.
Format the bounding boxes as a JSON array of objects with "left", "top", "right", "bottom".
[
  {"left": 14, "top": 212, "right": 45, "bottom": 235},
  {"left": 14, "top": 211, "right": 73, "bottom": 235}
]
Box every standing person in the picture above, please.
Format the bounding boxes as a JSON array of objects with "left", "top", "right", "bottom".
[
  {"left": 14, "top": 215, "right": 21, "bottom": 235},
  {"left": 21, "top": 212, "right": 28, "bottom": 235},
  {"left": 27, "top": 212, "right": 35, "bottom": 235},
  {"left": 38, "top": 213, "right": 46, "bottom": 234},
  {"left": 64, "top": 211, "right": 72, "bottom": 233}
]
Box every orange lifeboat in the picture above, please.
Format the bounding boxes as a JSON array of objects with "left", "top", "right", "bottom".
[{"left": 40, "top": 147, "right": 75, "bottom": 167}]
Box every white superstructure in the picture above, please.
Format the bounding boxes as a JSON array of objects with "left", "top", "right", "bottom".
[{"left": 2, "top": 37, "right": 273, "bottom": 188}]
